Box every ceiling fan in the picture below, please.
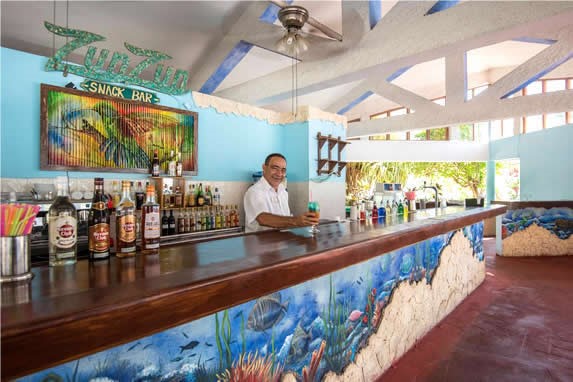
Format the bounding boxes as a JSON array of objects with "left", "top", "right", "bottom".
[{"left": 270, "top": 0, "right": 343, "bottom": 56}]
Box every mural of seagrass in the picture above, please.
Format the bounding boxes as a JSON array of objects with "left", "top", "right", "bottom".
[
  {"left": 40, "top": 84, "right": 197, "bottom": 174},
  {"left": 19, "top": 223, "right": 484, "bottom": 382},
  {"left": 501, "top": 207, "right": 573, "bottom": 240}
]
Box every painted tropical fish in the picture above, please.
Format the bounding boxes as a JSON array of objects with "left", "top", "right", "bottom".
[
  {"left": 287, "top": 323, "right": 312, "bottom": 363},
  {"left": 247, "top": 292, "right": 289, "bottom": 332},
  {"left": 179, "top": 340, "right": 199, "bottom": 353}
]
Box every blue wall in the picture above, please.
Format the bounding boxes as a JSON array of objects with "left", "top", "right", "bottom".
[
  {"left": 0, "top": 48, "right": 323, "bottom": 183},
  {"left": 489, "top": 125, "right": 573, "bottom": 200}
]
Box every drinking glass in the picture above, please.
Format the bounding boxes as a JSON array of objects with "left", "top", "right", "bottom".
[{"left": 308, "top": 201, "right": 320, "bottom": 234}]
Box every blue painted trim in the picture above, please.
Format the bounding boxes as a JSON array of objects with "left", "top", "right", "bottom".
[
  {"left": 200, "top": 41, "right": 253, "bottom": 94},
  {"left": 386, "top": 66, "right": 412, "bottom": 82},
  {"left": 501, "top": 52, "right": 573, "bottom": 99},
  {"left": 337, "top": 91, "right": 374, "bottom": 115},
  {"left": 369, "top": 0, "right": 382, "bottom": 30},
  {"left": 512, "top": 37, "right": 556, "bottom": 45},
  {"left": 259, "top": 0, "right": 293, "bottom": 24},
  {"left": 425, "top": 1, "right": 460, "bottom": 15}
]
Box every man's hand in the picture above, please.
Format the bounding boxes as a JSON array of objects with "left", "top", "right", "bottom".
[{"left": 296, "top": 212, "right": 320, "bottom": 227}]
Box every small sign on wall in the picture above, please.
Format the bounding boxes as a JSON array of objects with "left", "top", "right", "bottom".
[{"left": 80, "top": 80, "right": 160, "bottom": 104}]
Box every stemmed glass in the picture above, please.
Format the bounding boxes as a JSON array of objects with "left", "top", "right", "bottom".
[{"left": 308, "top": 201, "right": 320, "bottom": 234}]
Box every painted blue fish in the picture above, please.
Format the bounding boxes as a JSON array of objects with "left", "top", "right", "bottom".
[
  {"left": 142, "top": 343, "right": 153, "bottom": 350},
  {"left": 287, "top": 323, "right": 311, "bottom": 363},
  {"left": 205, "top": 342, "right": 213, "bottom": 347},
  {"left": 170, "top": 356, "right": 183, "bottom": 362},
  {"left": 127, "top": 341, "right": 140, "bottom": 351},
  {"left": 247, "top": 292, "right": 289, "bottom": 332},
  {"left": 179, "top": 340, "right": 199, "bottom": 353}
]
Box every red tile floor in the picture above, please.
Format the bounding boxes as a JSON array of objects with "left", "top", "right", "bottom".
[{"left": 377, "top": 237, "right": 573, "bottom": 382}]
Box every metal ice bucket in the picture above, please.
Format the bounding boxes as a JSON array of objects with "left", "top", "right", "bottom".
[{"left": 0, "top": 236, "right": 34, "bottom": 283}]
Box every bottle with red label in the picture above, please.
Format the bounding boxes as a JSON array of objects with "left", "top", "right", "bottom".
[
  {"left": 88, "top": 177, "right": 110, "bottom": 261},
  {"left": 116, "top": 180, "right": 136, "bottom": 257},
  {"left": 48, "top": 176, "right": 78, "bottom": 266},
  {"left": 141, "top": 184, "right": 160, "bottom": 255}
]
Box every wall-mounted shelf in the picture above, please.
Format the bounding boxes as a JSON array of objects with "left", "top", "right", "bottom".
[{"left": 316, "top": 133, "right": 350, "bottom": 177}]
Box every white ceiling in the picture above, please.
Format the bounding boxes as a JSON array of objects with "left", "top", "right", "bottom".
[{"left": 2, "top": 1, "right": 573, "bottom": 131}]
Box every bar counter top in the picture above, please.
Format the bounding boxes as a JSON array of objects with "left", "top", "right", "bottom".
[{"left": 1, "top": 205, "right": 506, "bottom": 379}]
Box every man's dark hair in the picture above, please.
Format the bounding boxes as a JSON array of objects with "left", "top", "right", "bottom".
[{"left": 264, "top": 153, "right": 286, "bottom": 165}]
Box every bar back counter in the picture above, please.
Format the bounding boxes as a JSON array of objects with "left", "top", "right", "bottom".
[{"left": 1, "top": 205, "right": 506, "bottom": 381}]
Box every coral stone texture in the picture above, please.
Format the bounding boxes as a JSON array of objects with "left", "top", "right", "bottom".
[
  {"left": 321, "top": 230, "right": 484, "bottom": 381},
  {"left": 503, "top": 223, "right": 573, "bottom": 256}
]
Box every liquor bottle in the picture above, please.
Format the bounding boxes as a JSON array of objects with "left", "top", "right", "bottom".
[
  {"left": 168, "top": 210, "right": 176, "bottom": 235},
  {"left": 233, "top": 205, "right": 240, "bottom": 227},
  {"left": 183, "top": 209, "right": 190, "bottom": 233},
  {"left": 176, "top": 151, "right": 183, "bottom": 177},
  {"left": 177, "top": 210, "right": 185, "bottom": 234},
  {"left": 204, "top": 185, "right": 212, "bottom": 206},
  {"left": 397, "top": 200, "right": 404, "bottom": 215},
  {"left": 403, "top": 199, "right": 409, "bottom": 215},
  {"left": 213, "top": 187, "right": 221, "bottom": 207},
  {"left": 371, "top": 202, "right": 379, "bottom": 219},
  {"left": 189, "top": 209, "right": 196, "bottom": 232},
  {"left": 215, "top": 207, "right": 222, "bottom": 229},
  {"left": 88, "top": 177, "right": 110, "bottom": 261},
  {"left": 135, "top": 181, "right": 145, "bottom": 210},
  {"left": 116, "top": 180, "right": 136, "bottom": 257},
  {"left": 188, "top": 184, "right": 196, "bottom": 207},
  {"left": 151, "top": 149, "right": 160, "bottom": 177},
  {"left": 196, "top": 183, "right": 205, "bottom": 206},
  {"left": 168, "top": 150, "right": 176, "bottom": 176},
  {"left": 174, "top": 186, "right": 183, "bottom": 208},
  {"left": 141, "top": 184, "right": 160, "bottom": 255},
  {"left": 112, "top": 180, "right": 121, "bottom": 210},
  {"left": 48, "top": 177, "right": 78, "bottom": 266},
  {"left": 209, "top": 207, "right": 215, "bottom": 229},
  {"left": 161, "top": 210, "right": 169, "bottom": 236}
]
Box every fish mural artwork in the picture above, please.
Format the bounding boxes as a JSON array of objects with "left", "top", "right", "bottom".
[
  {"left": 247, "top": 292, "right": 289, "bottom": 332},
  {"left": 502, "top": 207, "right": 573, "bottom": 240},
  {"left": 18, "top": 223, "right": 484, "bottom": 382}
]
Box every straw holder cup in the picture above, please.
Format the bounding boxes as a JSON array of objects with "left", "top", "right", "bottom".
[{"left": 0, "top": 235, "right": 34, "bottom": 283}]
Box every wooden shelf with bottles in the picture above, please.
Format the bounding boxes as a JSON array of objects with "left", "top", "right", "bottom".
[
  {"left": 316, "top": 133, "right": 350, "bottom": 176},
  {"left": 151, "top": 176, "right": 188, "bottom": 209}
]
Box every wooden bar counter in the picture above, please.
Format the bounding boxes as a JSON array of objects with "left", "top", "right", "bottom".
[{"left": 1, "top": 205, "right": 506, "bottom": 380}]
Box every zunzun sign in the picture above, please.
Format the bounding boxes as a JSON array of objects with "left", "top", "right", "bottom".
[{"left": 44, "top": 21, "right": 189, "bottom": 96}]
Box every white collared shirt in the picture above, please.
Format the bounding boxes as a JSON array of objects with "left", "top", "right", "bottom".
[{"left": 243, "top": 177, "right": 290, "bottom": 232}]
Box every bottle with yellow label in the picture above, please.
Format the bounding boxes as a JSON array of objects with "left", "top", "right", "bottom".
[
  {"left": 88, "top": 177, "right": 110, "bottom": 261},
  {"left": 116, "top": 180, "right": 136, "bottom": 257}
]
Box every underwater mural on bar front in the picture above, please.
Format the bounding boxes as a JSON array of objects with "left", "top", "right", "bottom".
[
  {"left": 20, "top": 223, "right": 483, "bottom": 382},
  {"left": 501, "top": 207, "right": 573, "bottom": 240}
]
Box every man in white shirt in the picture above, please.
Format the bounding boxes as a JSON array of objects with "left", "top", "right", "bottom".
[{"left": 244, "top": 153, "right": 319, "bottom": 232}]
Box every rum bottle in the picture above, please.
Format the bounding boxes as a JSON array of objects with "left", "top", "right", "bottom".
[
  {"left": 88, "top": 177, "right": 110, "bottom": 261},
  {"left": 116, "top": 180, "right": 136, "bottom": 257},
  {"left": 141, "top": 184, "right": 160, "bottom": 255},
  {"left": 151, "top": 149, "right": 160, "bottom": 177},
  {"left": 48, "top": 177, "right": 78, "bottom": 266}
]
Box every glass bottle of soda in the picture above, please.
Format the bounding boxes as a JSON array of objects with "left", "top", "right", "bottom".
[
  {"left": 88, "top": 177, "right": 110, "bottom": 261},
  {"left": 116, "top": 180, "right": 136, "bottom": 257},
  {"left": 141, "top": 184, "right": 160, "bottom": 255}
]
